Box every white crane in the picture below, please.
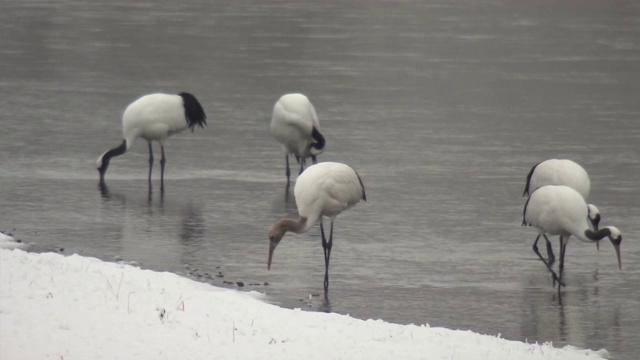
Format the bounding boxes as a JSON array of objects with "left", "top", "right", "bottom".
[
  {"left": 522, "top": 159, "right": 602, "bottom": 272},
  {"left": 523, "top": 185, "right": 622, "bottom": 289},
  {"left": 270, "top": 93, "right": 325, "bottom": 183},
  {"left": 523, "top": 159, "right": 591, "bottom": 199},
  {"left": 267, "top": 162, "right": 366, "bottom": 293},
  {"left": 97, "top": 92, "right": 207, "bottom": 190}
]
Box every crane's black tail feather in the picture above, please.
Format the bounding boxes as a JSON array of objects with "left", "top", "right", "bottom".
[
  {"left": 523, "top": 161, "right": 541, "bottom": 197},
  {"left": 179, "top": 92, "right": 207, "bottom": 131}
]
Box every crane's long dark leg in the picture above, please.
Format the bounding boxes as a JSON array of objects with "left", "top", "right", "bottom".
[
  {"left": 532, "top": 234, "right": 563, "bottom": 287},
  {"left": 285, "top": 155, "right": 291, "bottom": 183},
  {"left": 544, "top": 234, "right": 555, "bottom": 267},
  {"left": 320, "top": 219, "right": 327, "bottom": 265},
  {"left": 299, "top": 159, "right": 305, "bottom": 175},
  {"left": 320, "top": 219, "right": 334, "bottom": 293},
  {"left": 558, "top": 236, "right": 568, "bottom": 292},
  {"left": 160, "top": 145, "right": 166, "bottom": 192},
  {"left": 311, "top": 155, "right": 317, "bottom": 164},
  {"left": 147, "top": 142, "right": 154, "bottom": 187}
]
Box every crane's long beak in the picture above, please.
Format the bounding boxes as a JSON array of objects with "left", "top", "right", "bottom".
[
  {"left": 613, "top": 243, "right": 622, "bottom": 271},
  {"left": 268, "top": 240, "right": 276, "bottom": 270}
]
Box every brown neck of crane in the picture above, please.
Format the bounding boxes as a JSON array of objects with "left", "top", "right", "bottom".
[{"left": 277, "top": 216, "right": 308, "bottom": 235}]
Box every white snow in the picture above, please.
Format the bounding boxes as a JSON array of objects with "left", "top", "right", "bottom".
[
  {"left": 0, "top": 231, "right": 27, "bottom": 250},
  {"left": 0, "top": 249, "right": 608, "bottom": 360}
]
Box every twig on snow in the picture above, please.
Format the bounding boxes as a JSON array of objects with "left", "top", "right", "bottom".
[{"left": 127, "top": 291, "right": 135, "bottom": 314}]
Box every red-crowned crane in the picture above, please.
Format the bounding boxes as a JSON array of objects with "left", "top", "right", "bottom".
[
  {"left": 267, "top": 162, "right": 366, "bottom": 293},
  {"left": 97, "top": 92, "right": 207, "bottom": 190},
  {"left": 523, "top": 185, "right": 622, "bottom": 289},
  {"left": 270, "top": 93, "right": 325, "bottom": 183},
  {"left": 523, "top": 159, "right": 603, "bottom": 278}
]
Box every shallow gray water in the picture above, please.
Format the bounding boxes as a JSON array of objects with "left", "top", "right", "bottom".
[{"left": 1, "top": 0, "right": 639, "bottom": 359}]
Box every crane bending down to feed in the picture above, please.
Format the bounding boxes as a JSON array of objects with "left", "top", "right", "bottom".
[
  {"left": 523, "top": 159, "right": 603, "bottom": 268},
  {"left": 523, "top": 185, "right": 622, "bottom": 289},
  {"left": 270, "top": 93, "right": 325, "bottom": 183},
  {"left": 267, "top": 162, "right": 366, "bottom": 293},
  {"left": 97, "top": 92, "right": 207, "bottom": 189}
]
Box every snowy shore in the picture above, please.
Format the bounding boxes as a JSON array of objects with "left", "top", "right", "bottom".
[{"left": 0, "top": 248, "right": 608, "bottom": 360}]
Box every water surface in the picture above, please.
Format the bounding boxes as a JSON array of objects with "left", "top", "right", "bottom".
[{"left": 1, "top": 1, "right": 639, "bottom": 359}]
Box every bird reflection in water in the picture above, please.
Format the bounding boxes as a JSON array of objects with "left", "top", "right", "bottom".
[
  {"left": 98, "top": 182, "right": 126, "bottom": 207},
  {"left": 284, "top": 181, "right": 295, "bottom": 210},
  {"left": 318, "top": 295, "right": 332, "bottom": 313},
  {"left": 99, "top": 182, "right": 110, "bottom": 200},
  {"left": 179, "top": 205, "right": 205, "bottom": 245}
]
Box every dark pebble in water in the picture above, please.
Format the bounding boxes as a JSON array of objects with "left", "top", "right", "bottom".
[
  {"left": 263, "top": 282, "right": 270, "bottom": 286},
  {"left": 59, "top": 248, "right": 64, "bottom": 252},
  {"left": 216, "top": 274, "right": 224, "bottom": 278},
  {"left": 216, "top": 266, "right": 220, "bottom": 269},
  {"left": 223, "top": 281, "right": 233, "bottom": 285},
  {"left": 17, "top": 239, "right": 22, "bottom": 243},
  {"left": 236, "top": 282, "right": 244, "bottom": 287},
  {"left": 311, "top": 293, "right": 320, "bottom": 297}
]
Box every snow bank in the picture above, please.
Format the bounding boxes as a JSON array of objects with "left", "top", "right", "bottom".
[
  {"left": 0, "top": 231, "right": 27, "bottom": 250},
  {"left": 0, "top": 249, "right": 608, "bottom": 360}
]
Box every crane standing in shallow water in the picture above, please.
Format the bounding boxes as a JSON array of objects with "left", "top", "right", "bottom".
[
  {"left": 267, "top": 162, "right": 366, "bottom": 294},
  {"left": 523, "top": 159, "right": 603, "bottom": 282},
  {"left": 523, "top": 185, "right": 622, "bottom": 289},
  {"left": 97, "top": 92, "right": 207, "bottom": 190},
  {"left": 270, "top": 93, "right": 325, "bottom": 183}
]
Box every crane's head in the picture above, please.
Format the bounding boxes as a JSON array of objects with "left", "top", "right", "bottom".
[
  {"left": 605, "top": 226, "right": 622, "bottom": 271},
  {"left": 267, "top": 217, "right": 307, "bottom": 270},
  {"left": 587, "top": 204, "right": 601, "bottom": 230},
  {"left": 587, "top": 204, "right": 602, "bottom": 250},
  {"left": 96, "top": 140, "right": 127, "bottom": 184},
  {"left": 267, "top": 222, "right": 287, "bottom": 270},
  {"left": 309, "top": 126, "right": 325, "bottom": 156}
]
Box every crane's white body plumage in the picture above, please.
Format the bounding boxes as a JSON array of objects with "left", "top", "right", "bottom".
[
  {"left": 525, "top": 185, "right": 594, "bottom": 243},
  {"left": 294, "top": 162, "right": 365, "bottom": 231},
  {"left": 270, "top": 93, "right": 323, "bottom": 160},
  {"left": 524, "top": 159, "right": 590, "bottom": 199},
  {"left": 121, "top": 94, "right": 189, "bottom": 150}
]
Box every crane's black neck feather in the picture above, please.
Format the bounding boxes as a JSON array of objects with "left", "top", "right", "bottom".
[
  {"left": 311, "top": 126, "right": 325, "bottom": 151},
  {"left": 179, "top": 92, "right": 207, "bottom": 131},
  {"left": 98, "top": 140, "right": 127, "bottom": 177},
  {"left": 523, "top": 161, "right": 541, "bottom": 197},
  {"left": 585, "top": 227, "right": 612, "bottom": 241},
  {"left": 590, "top": 213, "right": 601, "bottom": 230}
]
